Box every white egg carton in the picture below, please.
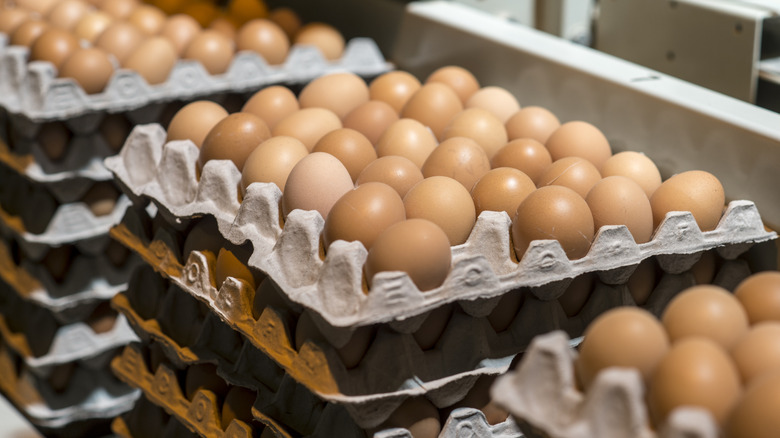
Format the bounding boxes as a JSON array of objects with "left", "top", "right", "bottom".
[
  {"left": 490, "top": 330, "right": 719, "bottom": 438},
  {"left": 375, "top": 408, "right": 523, "bottom": 438}
]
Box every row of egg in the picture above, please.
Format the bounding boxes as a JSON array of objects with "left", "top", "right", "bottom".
[
  {"left": 0, "top": 0, "right": 343, "bottom": 94},
  {"left": 575, "top": 271, "right": 780, "bottom": 437}
]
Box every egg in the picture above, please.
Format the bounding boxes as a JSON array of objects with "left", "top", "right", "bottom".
[
  {"left": 730, "top": 322, "right": 780, "bottom": 385},
  {"left": 95, "top": 22, "right": 144, "bottom": 63},
  {"left": 208, "top": 16, "right": 238, "bottom": 40},
  {"left": 425, "top": 65, "right": 480, "bottom": 105},
  {"left": 294, "top": 22, "right": 344, "bottom": 60},
  {"left": 216, "top": 247, "right": 256, "bottom": 290},
  {"left": 99, "top": 0, "right": 139, "bottom": 19},
  {"left": 159, "top": 13, "right": 201, "bottom": 56},
  {"left": 586, "top": 175, "right": 653, "bottom": 244},
  {"left": 241, "top": 85, "right": 299, "bottom": 129},
  {"left": 421, "top": 136, "right": 490, "bottom": 191},
  {"left": 404, "top": 176, "right": 476, "bottom": 246},
  {"left": 442, "top": 108, "right": 508, "bottom": 160},
  {"left": 0, "top": 8, "right": 30, "bottom": 35},
  {"left": 268, "top": 7, "right": 300, "bottom": 39},
  {"left": 85, "top": 302, "right": 117, "bottom": 333},
  {"left": 490, "top": 138, "right": 552, "bottom": 184},
  {"left": 184, "top": 29, "right": 235, "bottom": 75},
  {"left": 299, "top": 72, "right": 370, "bottom": 120},
  {"left": 47, "top": 0, "right": 90, "bottom": 31},
  {"left": 356, "top": 155, "right": 424, "bottom": 199},
  {"left": 127, "top": 4, "right": 166, "bottom": 35},
  {"left": 312, "top": 128, "right": 377, "bottom": 182},
  {"left": 471, "top": 167, "right": 535, "bottom": 218},
  {"left": 557, "top": 273, "right": 595, "bottom": 317},
  {"left": 662, "top": 285, "right": 749, "bottom": 349},
  {"left": 81, "top": 182, "right": 119, "bottom": 216},
  {"left": 272, "top": 108, "right": 342, "bottom": 151},
  {"left": 342, "top": 100, "right": 398, "bottom": 145},
  {"left": 601, "top": 151, "right": 662, "bottom": 198},
  {"left": 199, "top": 112, "right": 270, "bottom": 171},
  {"left": 227, "top": 0, "right": 268, "bottom": 25},
  {"left": 401, "top": 83, "right": 463, "bottom": 141},
  {"left": 626, "top": 258, "right": 658, "bottom": 305},
  {"left": 505, "top": 106, "right": 561, "bottom": 143},
  {"left": 10, "top": 19, "right": 48, "bottom": 48},
  {"left": 365, "top": 218, "right": 451, "bottom": 292},
  {"left": 221, "top": 386, "right": 255, "bottom": 430},
  {"left": 59, "top": 47, "right": 115, "bottom": 94},
  {"left": 43, "top": 245, "right": 75, "bottom": 283},
  {"left": 282, "top": 152, "right": 354, "bottom": 219},
  {"left": 413, "top": 305, "right": 452, "bottom": 350},
  {"left": 650, "top": 170, "right": 725, "bottom": 232},
  {"left": 576, "top": 307, "right": 669, "bottom": 389},
  {"left": 725, "top": 370, "right": 780, "bottom": 438},
  {"left": 123, "top": 36, "right": 177, "bottom": 85},
  {"left": 182, "top": 216, "right": 223, "bottom": 261},
  {"left": 236, "top": 18, "right": 289, "bottom": 65},
  {"left": 185, "top": 363, "right": 228, "bottom": 401},
  {"left": 295, "top": 311, "right": 374, "bottom": 369},
  {"left": 545, "top": 121, "right": 612, "bottom": 171},
  {"left": 379, "top": 398, "right": 441, "bottom": 438},
  {"left": 734, "top": 272, "right": 780, "bottom": 324},
  {"left": 487, "top": 290, "right": 523, "bottom": 332},
  {"left": 180, "top": 2, "right": 219, "bottom": 27},
  {"left": 30, "top": 28, "right": 80, "bottom": 69},
  {"left": 511, "top": 185, "right": 595, "bottom": 260},
  {"left": 369, "top": 70, "right": 422, "bottom": 114},
  {"left": 166, "top": 100, "right": 228, "bottom": 148},
  {"left": 74, "top": 10, "right": 113, "bottom": 43},
  {"left": 375, "top": 118, "right": 438, "bottom": 168},
  {"left": 690, "top": 250, "right": 717, "bottom": 284},
  {"left": 241, "top": 136, "right": 308, "bottom": 193},
  {"left": 537, "top": 157, "right": 602, "bottom": 199},
  {"left": 99, "top": 114, "right": 132, "bottom": 151},
  {"left": 442, "top": 375, "right": 508, "bottom": 425},
  {"left": 15, "top": 0, "right": 57, "bottom": 15},
  {"left": 465, "top": 86, "right": 520, "bottom": 123},
  {"left": 37, "top": 122, "right": 71, "bottom": 161}
]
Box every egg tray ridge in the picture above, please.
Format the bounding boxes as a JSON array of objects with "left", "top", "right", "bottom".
[{"left": 104, "top": 124, "right": 778, "bottom": 335}]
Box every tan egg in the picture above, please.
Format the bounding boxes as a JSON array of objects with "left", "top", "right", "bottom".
[
  {"left": 199, "top": 112, "right": 270, "bottom": 171},
  {"left": 586, "top": 176, "right": 653, "bottom": 244},
  {"left": 505, "top": 106, "right": 561, "bottom": 143},
  {"left": 127, "top": 4, "right": 166, "bottom": 35},
  {"left": 74, "top": 10, "right": 113, "bottom": 43},
  {"left": 404, "top": 176, "right": 476, "bottom": 246},
  {"left": 95, "top": 22, "right": 144, "bottom": 63},
  {"left": 241, "top": 136, "right": 308, "bottom": 193},
  {"left": 43, "top": 246, "right": 75, "bottom": 283},
  {"left": 209, "top": 16, "right": 237, "bottom": 40},
  {"left": 0, "top": 8, "right": 30, "bottom": 35},
  {"left": 216, "top": 247, "right": 256, "bottom": 290},
  {"left": 294, "top": 22, "right": 344, "bottom": 60},
  {"left": 85, "top": 302, "right": 117, "bottom": 334},
  {"left": 241, "top": 85, "right": 299, "bottom": 129},
  {"left": 236, "top": 18, "right": 289, "bottom": 65},
  {"left": 465, "top": 86, "right": 520, "bottom": 123},
  {"left": 471, "top": 167, "right": 535, "bottom": 218},
  {"left": 365, "top": 219, "right": 451, "bottom": 292},
  {"left": 601, "top": 151, "right": 662, "bottom": 198},
  {"left": 442, "top": 108, "right": 508, "bottom": 160},
  {"left": 421, "top": 137, "right": 490, "bottom": 191},
  {"left": 627, "top": 258, "right": 657, "bottom": 305},
  {"left": 159, "top": 14, "right": 201, "bottom": 56},
  {"left": 490, "top": 138, "right": 552, "bottom": 184},
  {"left": 443, "top": 375, "right": 509, "bottom": 425},
  {"left": 312, "top": 128, "right": 377, "bottom": 182},
  {"left": 30, "top": 28, "right": 80, "bottom": 69},
  {"left": 425, "top": 65, "right": 480, "bottom": 104},
  {"left": 650, "top": 170, "right": 725, "bottom": 232},
  {"left": 369, "top": 70, "right": 422, "bottom": 114},
  {"left": 512, "top": 185, "right": 595, "bottom": 260},
  {"left": 272, "top": 108, "right": 342, "bottom": 151},
  {"left": 537, "top": 157, "right": 602, "bottom": 199},
  {"left": 180, "top": 1, "right": 219, "bottom": 27},
  {"left": 268, "top": 7, "right": 300, "bottom": 39},
  {"left": 342, "top": 100, "right": 398, "bottom": 145},
  {"left": 576, "top": 307, "right": 668, "bottom": 389},
  {"left": 81, "top": 182, "right": 119, "bottom": 216},
  {"left": 379, "top": 397, "right": 441, "bottom": 438},
  {"left": 731, "top": 322, "right": 780, "bottom": 385},
  {"left": 184, "top": 29, "right": 235, "bottom": 75},
  {"left": 690, "top": 250, "right": 717, "bottom": 284},
  {"left": 104, "top": 238, "right": 130, "bottom": 267},
  {"left": 99, "top": 114, "right": 132, "bottom": 151},
  {"left": 59, "top": 47, "right": 115, "bottom": 95},
  {"left": 185, "top": 363, "right": 228, "bottom": 401},
  {"left": 15, "top": 0, "right": 57, "bottom": 15},
  {"left": 557, "top": 273, "right": 595, "bottom": 317},
  {"left": 412, "top": 305, "right": 452, "bottom": 350},
  {"left": 37, "top": 122, "right": 71, "bottom": 161},
  {"left": 545, "top": 121, "right": 612, "bottom": 171},
  {"left": 294, "top": 311, "right": 374, "bottom": 369},
  {"left": 182, "top": 217, "right": 223, "bottom": 261},
  {"left": 487, "top": 290, "right": 523, "bottom": 332},
  {"left": 375, "top": 118, "right": 438, "bottom": 168},
  {"left": 648, "top": 337, "right": 741, "bottom": 427},
  {"left": 662, "top": 285, "right": 749, "bottom": 349},
  {"left": 401, "top": 83, "right": 463, "bottom": 141},
  {"left": 221, "top": 386, "right": 255, "bottom": 430},
  {"left": 99, "top": 0, "right": 138, "bottom": 19},
  {"left": 47, "top": 0, "right": 89, "bottom": 31},
  {"left": 725, "top": 370, "right": 780, "bottom": 438},
  {"left": 356, "top": 155, "right": 423, "bottom": 199},
  {"left": 166, "top": 100, "right": 228, "bottom": 148},
  {"left": 734, "top": 272, "right": 780, "bottom": 324},
  {"left": 10, "top": 19, "right": 48, "bottom": 48},
  {"left": 299, "top": 72, "right": 370, "bottom": 120},
  {"left": 282, "top": 152, "right": 354, "bottom": 219},
  {"left": 323, "top": 182, "right": 405, "bottom": 251},
  {"left": 123, "top": 36, "right": 177, "bottom": 85}
]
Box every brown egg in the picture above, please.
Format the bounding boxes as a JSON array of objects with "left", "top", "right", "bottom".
[
  {"left": 491, "top": 138, "right": 552, "bottom": 184},
  {"left": 294, "top": 22, "right": 344, "bottom": 60},
  {"left": 425, "top": 65, "right": 480, "bottom": 105},
  {"left": 216, "top": 247, "right": 256, "bottom": 290},
  {"left": 282, "top": 152, "right": 354, "bottom": 219},
  {"left": 312, "top": 128, "right": 377, "bottom": 182},
  {"left": 0, "top": 8, "right": 30, "bottom": 35},
  {"left": 180, "top": 2, "right": 218, "bottom": 27},
  {"left": 487, "top": 290, "right": 523, "bottom": 333},
  {"left": 95, "top": 22, "right": 144, "bottom": 63},
  {"left": 272, "top": 108, "right": 342, "bottom": 151},
  {"left": 471, "top": 167, "right": 535, "bottom": 218},
  {"left": 81, "top": 182, "right": 119, "bottom": 216},
  {"left": 10, "top": 19, "right": 48, "bottom": 48},
  {"left": 299, "top": 72, "right": 370, "bottom": 120},
  {"left": 294, "top": 311, "right": 374, "bottom": 369},
  {"left": 442, "top": 375, "right": 509, "bottom": 425},
  {"left": 47, "top": 0, "right": 89, "bottom": 31},
  {"left": 166, "top": 100, "right": 228, "bottom": 148},
  {"left": 413, "top": 305, "right": 452, "bottom": 350},
  {"left": 59, "top": 47, "right": 115, "bottom": 95},
  {"left": 731, "top": 322, "right": 780, "bottom": 385},
  {"left": 182, "top": 217, "right": 223, "bottom": 261},
  {"left": 241, "top": 85, "right": 299, "bottom": 129},
  {"left": 576, "top": 307, "right": 669, "bottom": 388},
  {"left": 99, "top": 0, "right": 138, "bottom": 19},
  {"left": 30, "top": 28, "right": 80, "bottom": 69},
  {"left": 442, "top": 108, "right": 508, "bottom": 160},
  {"left": 601, "top": 151, "right": 662, "bottom": 198},
  {"left": 375, "top": 118, "right": 438, "bottom": 168},
  {"left": 208, "top": 16, "right": 237, "bottom": 40},
  {"left": 511, "top": 185, "right": 595, "bottom": 260},
  {"left": 37, "top": 121, "right": 71, "bottom": 161},
  {"left": 690, "top": 250, "right": 717, "bottom": 284},
  {"left": 379, "top": 397, "right": 442, "bottom": 438},
  {"left": 505, "top": 106, "right": 561, "bottom": 143},
  {"left": 369, "top": 70, "right": 422, "bottom": 114},
  {"left": 15, "top": 0, "right": 57, "bottom": 15},
  {"left": 85, "top": 302, "right": 117, "bottom": 333},
  {"left": 159, "top": 14, "right": 201, "bottom": 56},
  {"left": 241, "top": 136, "right": 308, "bottom": 193},
  {"left": 662, "top": 285, "right": 749, "bottom": 349},
  {"left": 627, "top": 258, "right": 658, "bottom": 305},
  {"left": 401, "top": 83, "right": 463, "bottom": 141},
  {"left": 236, "top": 18, "right": 289, "bottom": 65},
  {"left": 557, "top": 272, "right": 595, "bottom": 317},
  {"left": 650, "top": 170, "right": 725, "bottom": 232},
  {"left": 465, "top": 86, "right": 520, "bottom": 123},
  {"left": 537, "top": 157, "right": 602, "bottom": 199},
  {"left": 648, "top": 337, "right": 741, "bottom": 427},
  {"left": 421, "top": 136, "right": 490, "bottom": 190},
  {"left": 734, "top": 272, "right": 780, "bottom": 324},
  {"left": 43, "top": 245, "right": 75, "bottom": 283},
  {"left": 184, "top": 30, "right": 235, "bottom": 75},
  {"left": 268, "top": 7, "right": 300, "bottom": 39},
  {"left": 365, "top": 219, "right": 451, "bottom": 291},
  {"left": 221, "top": 386, "right": 255, "bottom": 430},
  {"left": 226, "top": 0, "right": 268, "bottom": 24},
  {"left": 74, "top": 10, "right": 113, "bottom": 43},
  {"left": 725, "top": 370, "right": 780, "bottom": 438},
  {"left": 545, "top": 121, "right": 612, "bottom": 171},
  {"left": 185, "top": 363, "right": 228, "bottom": 401},
  {"left": 99, "top": 114, "right": 132, "bottom": 151},
  {"left": 323, "top": 182, "right": 405, "bottom": 250},
  {"left": 356, "top": 155, "right": 424, "bottom": 199},
  {"left": 586, "top": 175, "right": 653, "bottom": 244},
  {"left": 404, "top": 176, "right": 476, "bottom": 245},
  {"left": 342, "top": 100, "right": 398, "bottom": 145},
  {"left": 127, "top": 4, "right": 165, "bottom": 35},
  {"left": 199, "top": 112, "right": 270, "bottom": 171},
  {"left": 123, "top": 36, "right": 177, "bottom": 84}
]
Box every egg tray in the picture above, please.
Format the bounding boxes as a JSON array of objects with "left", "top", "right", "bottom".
[
  {"left": 490, "top": 330, "right": 720, "bottom": 438},
  {"left": 0, "top": 32, "right": 390, "bottom": 121},
  {"left": 104, "top": 123, "right": 777, "bottom": 340},
  {"left": 112, "top": 395, "right": 224, "bottom": 438}
]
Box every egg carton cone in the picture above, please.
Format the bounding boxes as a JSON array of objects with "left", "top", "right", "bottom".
[
  {"left": 490, "top": 331, "right": 720, "bottom": 438},
  {"left": 0, "top": 35, "right": 390, "bottom": 121}
]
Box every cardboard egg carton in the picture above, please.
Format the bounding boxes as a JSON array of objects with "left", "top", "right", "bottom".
[
  {"left": 490, "top": 330, "right": 719, "bottom": 438},
  {"left": 375, "top": 408, "right": 522, "bottom": 438},
  {"left": 112, "top": 395, "right": 232, "bottom": 438}
]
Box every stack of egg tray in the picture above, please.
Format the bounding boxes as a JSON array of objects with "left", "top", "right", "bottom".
[{"left": 101, "top": 121, "right": 776, "bottom": 437}]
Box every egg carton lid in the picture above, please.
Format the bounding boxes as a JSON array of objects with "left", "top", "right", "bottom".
[
  {"left": 105, "top": 124, "right": 777, "bottom": 333},
  {"left": 0, "top": 36, "right": 391, "bottom": 122}
]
